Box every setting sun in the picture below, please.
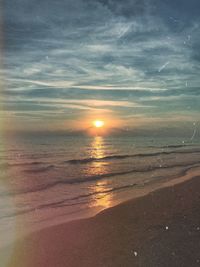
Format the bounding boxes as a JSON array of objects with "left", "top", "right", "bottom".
[{"left": 93, "top": 120, "right": 105, "bottom": 128}]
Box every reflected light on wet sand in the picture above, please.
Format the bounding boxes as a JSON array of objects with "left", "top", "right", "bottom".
[
  {"left": 89, "top": 136, "right": 112, "bottom": 210},
  {"left": 92, "top": 180, "right": 112, "bottom": 209}
]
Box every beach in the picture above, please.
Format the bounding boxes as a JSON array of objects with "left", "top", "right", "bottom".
[
  {"left": 4, "top": 172, "right": 200, "bottom": 267},
  {"left": 2, "top": 0, "right": 200, "bottom": 265}
]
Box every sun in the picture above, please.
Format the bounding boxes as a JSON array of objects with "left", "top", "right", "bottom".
[{"left": 93, "top": 120, "right": 105, "bottom": 128}]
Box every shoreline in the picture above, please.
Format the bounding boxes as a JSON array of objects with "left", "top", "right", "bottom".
[
  {"left": 3, "top": 167, "right": 200, "bottom": 267},
  {"left": 14, "top": 165, "right": 200, "bottom": 237},
  {"left": 1, "top": 165, "right": 198, "bottom": 253}
]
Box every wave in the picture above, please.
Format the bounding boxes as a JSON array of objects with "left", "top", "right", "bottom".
[
  {"left": 2, "top": 161, "right": 200, "bottom": 198},
  {"left": 2, "top": 167, "right": 200, "bottom": 220},
  {"left": 59, "top": 162, "right": 200, "bottom": 185},
  {"left": 49, "top": 168, "right": 200, "bottom": 209},
  {"left": 23, "top": 164, "right": 54, "bottom": 173},
  {"left": 148, "top": 143, "right": 200, "bottom": 149},
  {"left": 149, "top": 144, "right": 186, "bottom": 149},
  {"left": 66, "top": 149, "right": 200, "bottom": 165},
  {"left": 19, "top": 161, "right": 43, "bottom": 166},
  {"left": 0, "top": 161, "right": 45, "bottom": 168}
]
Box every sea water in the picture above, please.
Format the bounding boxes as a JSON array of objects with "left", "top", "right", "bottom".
[{"left": 0, "top": 135, "right": 200, "bottom": 247}]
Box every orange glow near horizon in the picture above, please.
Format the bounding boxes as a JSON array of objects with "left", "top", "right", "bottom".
[{"left": 72, "top": 114, "right": 123, "bottom": 136}]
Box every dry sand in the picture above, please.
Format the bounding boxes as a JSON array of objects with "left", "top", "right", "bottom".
[{"left": 4, "top": 175, "right": 200, "bottom": 267}]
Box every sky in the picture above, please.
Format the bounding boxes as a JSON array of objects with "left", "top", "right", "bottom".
[{"left": 1, "top": 0, "right": 200, "bottom": 137}]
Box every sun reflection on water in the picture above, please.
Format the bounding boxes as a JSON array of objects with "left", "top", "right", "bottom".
[
  {"left": 90, "top": 136, "right": 104, "bottom": 159},
  {"left": 89, "top": 136, "right": 112, "bottom": 210},
  {"left": 89, "top": 136, "right": 108, "bottom": 174}
]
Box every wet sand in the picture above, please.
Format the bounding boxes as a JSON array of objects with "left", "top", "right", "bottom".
[{"left": 5, "top": 174, "right": 200, "bottom": 267}]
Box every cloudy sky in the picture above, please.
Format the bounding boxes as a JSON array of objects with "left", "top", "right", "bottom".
[{"left": 1, "top": 0, "right": 200, "bottom": 136}]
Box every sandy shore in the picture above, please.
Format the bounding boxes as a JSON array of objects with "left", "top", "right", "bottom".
[{"left": 4, "top": 174, "right": 200, "bottom": 267}]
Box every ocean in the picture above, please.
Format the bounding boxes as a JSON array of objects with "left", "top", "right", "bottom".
[{"left": 0, "top": 135, "right": 200, "bottom": 247}]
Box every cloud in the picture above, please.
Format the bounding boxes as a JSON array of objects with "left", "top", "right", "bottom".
[{"left": 2, "top": 0, "right": 200, "bottom": 133}]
